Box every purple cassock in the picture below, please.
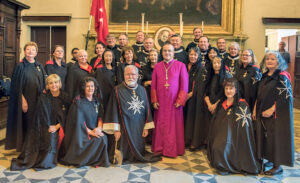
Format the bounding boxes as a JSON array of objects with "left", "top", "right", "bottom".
[{"left": 151, "top": 59, "right": 189, "bottom": 157}]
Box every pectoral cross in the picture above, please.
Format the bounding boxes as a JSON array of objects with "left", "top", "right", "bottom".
[{"left": 164, "top": 82, "right": 170, "bottom": 89}]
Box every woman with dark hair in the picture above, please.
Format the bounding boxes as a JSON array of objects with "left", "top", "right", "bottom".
[
  {"left": 184, "top": 47, "right": 207, "bottom": 151},
  {"left": 90, "top": 41, "right": 106, "bottom": 71},
  {"left": 65, "top": 49, "right": 93, "bottom": 99},
  {"left": 236, "top": 49, "right": 262, "bottom": 111},
  {"left": 5, "top": 42, "right": 47, "bottom": 152},
  {"left": 45, "top": 45, "right": 67, "bottom": 90},
  {"left": 11, "top": 74, "right": 71, "bottom": 170},
  {"left": 254, "top": 51, "right": 294, "bottom": 175},
  {"left": 59, "top": 77, "right": 109, "bottom": 167},
  {"left": 208, "top": 78, "right": 260, "bottom": 175},
  {"left": 94, "top": 50, "right": 116, "bottom": 110},
  {"left": 116, "top": 46, "right": 142, "bottom": 84}
]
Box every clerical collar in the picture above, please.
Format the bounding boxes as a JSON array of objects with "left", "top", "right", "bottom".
[
  {"left": 135, "top": 42, "right": 144, "bottom": 46},
  {"left": 193, "top": 39, "right": 199, "bottom": 44},
  {"left": 164, "top": 59, "right": 175, "bottom": 64},
  {"left": 174, "top": 48, "right": 183, "bottom": 53},
  {"left": 228, "top": 55, "right": 239, "bottom": 60}
]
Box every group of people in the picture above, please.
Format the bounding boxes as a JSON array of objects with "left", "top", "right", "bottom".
[{"left": 5, "top": 28, "right": 294, "bottom": 176}]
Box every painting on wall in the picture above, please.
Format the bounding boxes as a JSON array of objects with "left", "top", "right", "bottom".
[{"left": 109, "top": 0, "right": 222, "bottom": 25}]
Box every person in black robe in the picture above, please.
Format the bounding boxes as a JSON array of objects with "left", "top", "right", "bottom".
[
  {"left": 198, "top": 36, "right": 212, "bottom": 70},
  {"left": 103, "top": 65, "right": 161, "bottom": 164},
  {"left": 66, "top": 48, "right": 79, "bottom": 73},
  {"left": 90, "top": 41, "right": 106, "bottom": 71},
  {"left": 45, "top": 45, "right": 67, "bottom": 90},
  {"left": 137, "top": 37, "right": 155, "bottom": 67},
  {"left": 94, "top": 50, "right": 116, "bottom": 111},
  {"left": 224, "top": 42, "right": 240, "bottom": 77},
  {"left": 184, "top": 47, "right": 207, "bottom": 151},
  {"left": 185, "top": 28, "right": 202, "bottom": 52},
  {"left": 158, "top": 34, "right": 188, "bottom": 64},
  {"left": 217, "top": 38, "right": 229, "bottom": 60},
  {"left": 59, "top": 77, "right": 109, "bottom": 167},
  {"left": 116, "top": 46, "right": 142, "bottom": 84},
  {"left": 5, "top": 42, "right": 47, "bottom": 152},
  {"left": 236, "top": 49, "right": 262, "bottom": 112},
  {"left": 11, "top": 74, "right": 71, "bottom": 170},
  {"left": 65, "top": 49, "right": 92, "bottom": 99},
  {"left": 132, "top": 31, "right": 145, "bottom": 55},
  {"left": 253, "top": 51, "right": 294, "bottom": 175},
  {"left": 106, "top": 34, "right": 119, "bottom": 67},
  {"left": 208, "top": 78, "right": 261, "bottom": 175}
]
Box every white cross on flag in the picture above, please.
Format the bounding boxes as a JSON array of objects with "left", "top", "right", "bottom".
[{"left": 90, "top": 0, "right": 109, "bottom": 43}]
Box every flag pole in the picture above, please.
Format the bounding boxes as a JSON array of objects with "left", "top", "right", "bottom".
[{"left": 85, "top": 15, "right": 93, "bottom": 50}]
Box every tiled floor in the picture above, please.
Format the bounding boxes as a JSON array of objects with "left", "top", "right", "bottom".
[{"left": 0, "top": 109, "right": 300, "bottom": 183}]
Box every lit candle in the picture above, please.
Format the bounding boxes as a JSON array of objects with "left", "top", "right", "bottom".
[
  {"left": 126, "top": 21, "right": 128, "bottom": 35},
  {"left": 202, "top": 21, "right": 204, "bottom": 33},
  {"left": 179, "top": 13, "right": 183, "bottom": 36},
  {"left": 141, "top": 13, "right": 145, "bottom": 32},
  {"left": 88, "top": 16, "right": 92, "bottom": 31},
  {"left": 146, "top": 21, "right": 149, "bottom": 35}
]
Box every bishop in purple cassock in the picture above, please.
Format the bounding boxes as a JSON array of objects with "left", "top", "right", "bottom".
[{"left": 151, "top": 44, "right": 189, "bottom": 157}]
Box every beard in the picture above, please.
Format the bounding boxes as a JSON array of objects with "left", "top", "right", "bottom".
[{"left": 125, "top": 79, "right": 137, "bottom": 87}]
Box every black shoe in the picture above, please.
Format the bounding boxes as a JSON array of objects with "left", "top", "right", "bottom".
[
  {"left": 264, "top": 166, "right": 283, "bottom": 175},
  {"left": 189, "top": 146, "right": 197, "bottom": 152}
]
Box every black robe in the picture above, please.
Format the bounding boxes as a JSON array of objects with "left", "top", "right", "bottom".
[
  {"left": 94, "top": 64, "right": 116, "bottom": 111},
  {"left": 11, "top": 91, "right": 71, "bottom": 170},
  {"left": 103, "top": 83, "right": 160, "bottom": 163},
  {"left": 44, "top": 59, "right": 67, "bottom": 90},
  {"left": 208, "top": 99, "right": 261, "bottom": 174},
  {"left": 132, "top": 42, "right": 144, "bottom": 55},
  {"left": 65, "top": 62, "right": 92, "bottom": 99},
  {"left": 5, "top": 58, "right": 47, "bottom": 151},
  {"left": 137, "top": 50, "right": 150, "bottom": 67},
  {"left": 90, "top": 56, "right": 102, "bottom": 71},
  {"left": 59, "top": 97, "right": 109, "bottom": 167},
  {"left": 185, "top": 40, "right": 199, "bottom": 53},
  {"left": 116, "top": 61, "right": 142, "bottom": 85},
  {"left": 224, "top": 55, "right": 240, "bottom": 77},
  {"left": 219, "top": 51, "right": 229, "bottom": 60},
  {"left": 184, "top": 62, "right": 207, "bottom": 147},
  {"left": 236, "top": 64, "right": 262, "bottom": 111},
  {"left": 159, "top": 46, "right": 188, "bottom": 65},
  {"left": 255, "top": 70, "right": 294, "bottom": 166}
]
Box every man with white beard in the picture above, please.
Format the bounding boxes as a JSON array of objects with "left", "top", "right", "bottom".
[{"left": 103, "top": 65, "right": 160, "bottom": 164}]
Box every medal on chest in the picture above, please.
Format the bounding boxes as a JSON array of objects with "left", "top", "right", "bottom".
[{"left": 36, "top": 65, "right": 41, "bottom": 72}]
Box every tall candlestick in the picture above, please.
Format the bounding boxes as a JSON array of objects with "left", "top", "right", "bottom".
[
  {"left": 141, "top": 13, "right": 145, "bottom": 32},
  {"left": 179, "top": 13, "right": 183, "bottom": 36},
  {"left": 88, "top": 16, "right": 92, "bottom": 31},
  {"left": 202, "top": 21, "right": 204, "bottom": 33},
  {"left": 146, "top": 21, "right": 149, "bottom": 35},
  {"left": 126, "top": 21, "right": 128, "bottom": 35}
]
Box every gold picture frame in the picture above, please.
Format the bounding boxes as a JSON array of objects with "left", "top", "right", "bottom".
[{"left": 105, "top": 0, "right": 242, "bottom": 36}]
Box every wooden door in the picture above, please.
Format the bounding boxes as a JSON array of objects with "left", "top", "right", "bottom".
[
  {"left": 31, "top": 27, "right": 50, "bottom": 65},
  {"left": 51, "top": 27, "right": 66, "bottom": 61}
]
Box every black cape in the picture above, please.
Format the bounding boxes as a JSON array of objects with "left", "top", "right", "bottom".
[
  {"left": 44, "top": 59, "right": 67, "bottom": 90},
  {"left": 65, "top": 62, "right": 92, "bottom": 99},
  {"left": 208, "top": 99, "right": 261, "bottom": 174},
  {"left": 255, "top": 70, "right": 294, "bottom": 166},
  {"left": 90, "top": 56, "right": 102, "bottom": 71},
  {"left": 59, "top": 96, "right": 109, "bottom": 167},
  {"left": 132, "top": 42, "right": 144, "bottom": 55},
  {"left": 235, "top": 64, "right": 262, "bottom": 111},
  {"left": 11, "top": 91, "right": 71, "bottom": 170},
  {"left": 137, "top": 50, "right": 150, "bottom": 67},
  {"left": 224, "top": 55, "right": 240, "bottom": 77},
  {"left": 103, "top": 83, "right": 160, "bottom": 163},
  {"left": 185, "top": 40, "right": 199, "bottom": 53},
  {"left": 5, "top": 58, "right": 46, "bottom": 151},
  {"left": 94, "top": 64, "right": 116, "bottom": 111},
  {"left": 184, "top": 62, "right": 207, "bottom": 147}
]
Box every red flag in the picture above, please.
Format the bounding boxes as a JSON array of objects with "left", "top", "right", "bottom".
[{"left": 90, "top": 0, "right": 109, "bottom": 44}]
